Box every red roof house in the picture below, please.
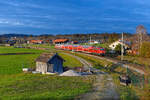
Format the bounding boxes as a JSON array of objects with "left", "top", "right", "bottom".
[
  {"left": 27, "top": 40, "right": 43, "bottom": 44},
  {"left": 53, "top": 39, "right": 69, "bottom": 44}
]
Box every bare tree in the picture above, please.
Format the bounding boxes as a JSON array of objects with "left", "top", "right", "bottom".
[{"left": 136, "top": 25, "right": 147, "bottom": 55}]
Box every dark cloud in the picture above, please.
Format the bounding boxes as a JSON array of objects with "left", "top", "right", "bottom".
[{"left": 0, "top": 0, "right": 149, "bottom": 34}]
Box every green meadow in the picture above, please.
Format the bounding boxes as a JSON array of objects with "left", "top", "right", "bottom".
[
  {"left": 59, "top": 53, "right": 82, "bottom": 68},
  {"left": 0, "top": 47, "right": 83, "bottom": 75},
  {"left": 0, "top": 46, "right": 44, "bottom": 54},
  {"left": 0, "top": 47, "right": 44, "bottom": 75},
  {"left": 0, "top": 54, "right": 40, "bottom": 75},
  {"left": 0, "top": 46, "right": 92, "bottom": 100},
  {"left": 0, "top": 74, "right": 93, "bottom": 100}
]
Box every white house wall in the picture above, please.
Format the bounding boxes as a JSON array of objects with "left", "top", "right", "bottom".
[{"left": 109, "top": 41, "right": 128, "bottom": 50}]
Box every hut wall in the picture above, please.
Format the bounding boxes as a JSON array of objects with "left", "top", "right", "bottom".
[
  {"left": 36, "top": 62, "right": 47, "bottom": 73},
  {"left": 50, "top": 57, "right": 63, "bottom": 73}
]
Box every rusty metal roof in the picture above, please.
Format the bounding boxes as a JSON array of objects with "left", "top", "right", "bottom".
[{"left": 35, "top": 53, "right": 64, "bottom": 63}]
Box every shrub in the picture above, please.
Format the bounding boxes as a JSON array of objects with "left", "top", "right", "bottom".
[{"left": 140, "top": 42, "right": 150, "bottom": 58}]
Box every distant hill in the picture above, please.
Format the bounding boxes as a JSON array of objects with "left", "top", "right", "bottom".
[
  {"left": 0, "top": 34, "right": 30, "bottom": 38},
  {"left": 0, "top": 33, "right": 134, "bottom": 44}
]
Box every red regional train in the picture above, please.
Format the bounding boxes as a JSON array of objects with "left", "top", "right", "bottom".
[{"left": 55, "top": 44, "right": 106, "bottom": 56}]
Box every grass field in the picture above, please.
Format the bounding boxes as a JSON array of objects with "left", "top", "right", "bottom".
[
  {"left": 0, "top": 46, "right": 94, "bottom": 100},
  {"left": 0, "top": 46, "right": 83, "bottom": 75},
  {"left": 118, "top": 55, "right": 150, "bottom": 67},
  {"left": 0, "top": 46, "right": 44, "bottom": 54},
  {"left": 0, "top": 54, "right": 40, "bottom": 75},
  {"left": 0, "top": 53, "right": 83, "bottom": 75},
  {"left": 0, "top": 74, "right": 94, "bottom": 100},
  {"left": 0, "top": 46, "right": 45, "bottom": 75},
  {"left": 59, "top": 53, "right": 83, "bottom": 68}
]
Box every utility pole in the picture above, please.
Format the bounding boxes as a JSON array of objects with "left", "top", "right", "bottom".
[
  {"left": 139, "top": 31, "right": 143, "bottom": 55},
  {"left": 90, "top": 36, "right": 92, "bottom": 44},
  {"left": 121, "top": 32, "right": 124, "bottom": 61}
]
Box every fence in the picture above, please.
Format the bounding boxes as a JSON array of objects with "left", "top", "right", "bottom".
[{"left": 127, "top": 68, "right": 149, "bottom": 88}]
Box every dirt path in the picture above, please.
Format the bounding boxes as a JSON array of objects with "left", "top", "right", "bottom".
[
  {"left": 62, "top": 52, "right": 120, "bottom": 100},
  {"left": 77, "top": 74, "right": 120, "bottom": 100}
]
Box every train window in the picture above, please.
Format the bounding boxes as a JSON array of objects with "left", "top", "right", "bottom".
[{"left": 100, "top": 49, "right": 104, "bottom": 50}]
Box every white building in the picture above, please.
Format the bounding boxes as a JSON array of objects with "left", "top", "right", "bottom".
[
  {"left": 109, "top": 40, "right": 129, "bottom": 50},
  {"left": 89, "top": 40, "right": 100, "bottom": 44}
]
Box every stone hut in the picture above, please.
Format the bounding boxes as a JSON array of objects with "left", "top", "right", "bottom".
[{"left": 35, "top": 53, "right": 65, "bottom": 74}]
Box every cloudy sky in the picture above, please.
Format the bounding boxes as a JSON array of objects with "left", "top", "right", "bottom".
[{"left": 0, "top": 0, "right": 149, "bottom": 35}]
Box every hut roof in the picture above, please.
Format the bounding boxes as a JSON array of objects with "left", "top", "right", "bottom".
[{"left": 35, "top": 53, "right": 64, "bottom": 63}]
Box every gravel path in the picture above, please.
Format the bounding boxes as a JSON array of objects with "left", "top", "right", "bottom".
[
  {"left": 77, "top": 74, "right": 120, "bottom": 100},
  {"left": 62, "top": 52, "right": 120, "bottom": 100}
]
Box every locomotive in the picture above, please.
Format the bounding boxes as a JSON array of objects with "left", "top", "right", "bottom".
[{"left": 55, "top": 44, "right": 106, "bottom": 56}]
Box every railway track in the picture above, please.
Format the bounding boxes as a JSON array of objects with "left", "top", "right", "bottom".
[
  {"left": 58, "top": 48, "right": 146, "bottom": 75},
  {"left": 74, "top": 51, "right": 146, "bottom": 75}
]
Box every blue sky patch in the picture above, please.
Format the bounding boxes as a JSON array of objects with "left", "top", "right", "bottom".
[{"left": 0, "top": 0, "right": 149, "bottom": 34}]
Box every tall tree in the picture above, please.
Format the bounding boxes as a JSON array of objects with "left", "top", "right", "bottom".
[{"left": 136, "top": 25, "right": 147, "bottom": 55}]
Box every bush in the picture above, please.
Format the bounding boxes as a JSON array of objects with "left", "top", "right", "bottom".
[
  {"left": 115, "top": 44, "right": 126, "bottom": 55},
  {"left": 140, "top": 42, "right": 150, "bottom": 58}
]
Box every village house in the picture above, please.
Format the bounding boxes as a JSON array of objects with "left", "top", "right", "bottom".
[
  {"left": 5, "top": 43, "right": 15, "bottom": 46},
  {"left": 53, "top": 39, "right": 69, "bottom": 44},
  {"left": 109, "top": 40, "right": 130, "bottom": 50},
  {"left": 35, "top": 53, "right": 65, "bottom": 74},
  {"left": 27, "top": 40, "right": 43, "bottom": 44},
  {"left": 89, "top": 40, "right": 100, "bottom": 44},
  {"left": 71, "top": 41, "right": 78, "bottom": 44}
]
